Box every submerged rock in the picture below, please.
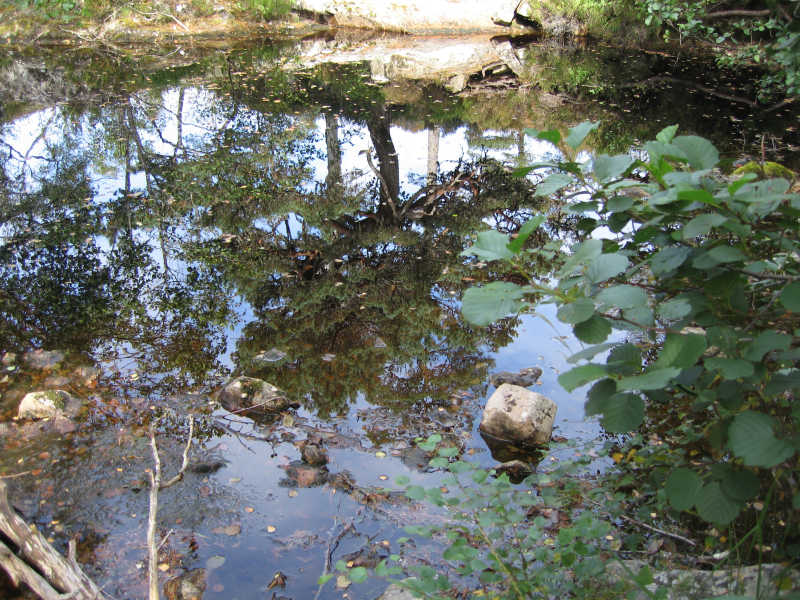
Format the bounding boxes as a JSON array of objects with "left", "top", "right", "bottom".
[
  {"left": 300, "top": 440, "right": 328, "bottom": 466},
  {"left": 494, "top": 459, "right": 534, "bottom": 483},
  {"left": 163, "top": 568, "right": 206, "bottom": 600},
  {"left": 216, "top": 377, "right": 293, "bottom": 417},
  {"left": 17, "top": 390, "right": 82, "bottom": 420},
  {"left": 489, "top": 366, "right": 543, "bottom": 388},
  {"left": 281, "top": 461, "right": 329, "bottom": 488},
  {"left": 377, "top": 584, "right": 416, "bottom": 600},
  {"left": 479, "top": 383, "right": 556, "bottom": 446},
  {"left": 23, "top": 349, "right": 64, "bottom": 370}
]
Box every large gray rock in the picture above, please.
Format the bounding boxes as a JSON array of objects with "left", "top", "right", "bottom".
[
  {"left": 216, "top": 376, "right": 292, "bottom": 417},
  {"left": 479, "top": 384, "right": 556, "bottom": 446},
  {"left": 17, "top": 390, "right": 82, "bottom": 420},
  {"left": 607, "top": 560, "right": 800, "bottom": 599},
  {"left": 294, "top": 0, "right": 520, "bottom": 34}
]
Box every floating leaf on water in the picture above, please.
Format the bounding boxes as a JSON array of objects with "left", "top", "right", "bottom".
[
  {"left": 375, "top": 451, "right": 386, "bottom": 458},
  {"left": 378, "top": 474, "right": 388, "bottom": 481},
  {"left": 206, "top": 555, "right": 226, "bottom": 570},
  {"left": 157, "top": 563, "right": 170, "bottom": 572},
  {"left": 335, "top": 575, "right": 350, "bottom": 590},
  {"left": 267, "top": 525, "right": 276, "bottom": 533},
  {"left": 245, "top": 506, "right": 254, "bottom": 513},
  {"left": 229, "top": 477, "right": 241, "bottom": 484},
  {"left": 288, "top": 490, "right": 298, "bottom": 497}
]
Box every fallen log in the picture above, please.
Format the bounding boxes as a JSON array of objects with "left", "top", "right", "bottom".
[{"left": 0, "top": 479, "right": 107, "bottom": 600}]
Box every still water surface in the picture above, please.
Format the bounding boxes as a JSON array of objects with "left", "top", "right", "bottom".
[{"left": 0, "top": 34, "right": 796, "bottom": 598}]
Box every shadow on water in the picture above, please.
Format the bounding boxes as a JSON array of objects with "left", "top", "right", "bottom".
[{"left": 0, "top": 32, "right": 796, "bottom": 599}]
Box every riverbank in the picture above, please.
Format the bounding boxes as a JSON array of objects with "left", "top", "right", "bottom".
[{"left": 1, "top": 0, "right": 651, "bottom": 46}]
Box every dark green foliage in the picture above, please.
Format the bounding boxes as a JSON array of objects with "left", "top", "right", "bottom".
[{"left": 461, "top": 122, "right": 799, "bottom": 553}]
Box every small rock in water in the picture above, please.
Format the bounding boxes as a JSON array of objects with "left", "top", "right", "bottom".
[
  {"left": 480, "top": 383, "right": 556, "bottom": 446},
  {"left": 300, "top": 442, "right": 328, "bottom": 466},
  {"left": 489, "top": 366, "right": 543, "bottom": 388},
  {"left": 24, "top": 349, "right": 65, "bottom": 370},
  {"left": 18, "top": 390, "right": 82, "bottom": 420},
  {"left": 216, "top": 376, "right": 293, "bottom": 416},
  {"left": 282, "top": 461, "right": 328, "bottom": 488},
  {"left": 163, "top": 568, "right": 206, "bottom": 600},
  {"left": 494, "top": 459, "right": 534, "bottom": 482},
  {"left": 254, "top": 348, "right": 287, "bottom": 363}
]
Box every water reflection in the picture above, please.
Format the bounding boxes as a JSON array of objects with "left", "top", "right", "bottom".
[{"left": 0, "top": 35, "right": 796, "bottom": 599}]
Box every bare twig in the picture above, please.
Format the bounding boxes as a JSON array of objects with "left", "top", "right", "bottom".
[
  {"left": 0, "top": 471, "right": 31, "bottom": 479},
  {"left": 702, "top": 9, "right": 772, "bottom": 19},
  {"left": 313, "top": 521, "right": 355, "bottom": 600},
  {"left": 147, "top": 416, "right": 194, "bottom": 600},
  {"left": 132, "top": 9, "right": 190, "bottom": 31}
]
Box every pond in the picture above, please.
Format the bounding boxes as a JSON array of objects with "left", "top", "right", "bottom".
[{"left": 0, "top": 31, "right": 797, "bottom": 600}]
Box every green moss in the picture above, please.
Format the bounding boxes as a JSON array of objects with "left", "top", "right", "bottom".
[{"left": 521, "top": 0, "right": 649, "bottom": 43}]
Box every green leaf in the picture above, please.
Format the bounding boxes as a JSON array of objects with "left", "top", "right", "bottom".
[
  {"left": 461, "top": 230, "right": 514, "bottom": 261},
  {"left": 656, "top": 124, "right": 679, "bottom": 144},
  {"left": 654, "top": 333, "right": 707, "bottom": 369},
  {"left": 656, "top": 297, "right": 693, "bottom": 320},
  {"left": 696, "top": 482, "right": 742, "bottom": 526},
  {"left": 594, "top": 154, "right": 634, "bottom": 181},
  {"left": 672, "top": 135, "right": 720, "bottom": 169},
  {"left": 530, "top": 129, "right": 561, "bottom": 145},
  {"left": 743, "top": 330, "right": 792, "bottom": 362},
  {"left": 559, "top": 239, "right": 603, "bottom": 276},
  {"left": 617, "top": 367, "right": 681, "bottom": 391},
  {"left": 558, "top": 364, "right": 607, "bottom": 392},
  {"left": 406, "top": 485, "right": 426, "bottom": 500},
  {"left": 317, "top": 573, "right": 334, "bottom": 585},
  {"left": 704, "top": 245, "right": 747, "bottom": 264},
  {"left": 557, "top": 297, "right": 595, "bottom": 324},
  {"left": 601, "top": 393, "right": 645, "bottom": 433},
  {"left": 728, "top": 411, "right": 795, "bottom": 467},
  {"left": 595, "top": 285, "right": 648, "bottom": 310},
  {"left": 584, "top": 378, "right": 617, "bottom": 416},
  {"left": 585, "top": 253, "right": 629, "bottom": 283},
  {"left": 606, "top": 343, "right": 643, "bottom": 376},
  {"left": 780, "top": 282, "right": 800, "bottom": 312},
  {"left": 728, "top": 172, "right": 758, "bottom": 196},
  {"left": 535, "top": 173, "right": 573, "bottom": 197},
  {"left": 683, "top": 214, "right": 728, "bottom": 239},
  {"left": 565, "top": 121, "right": 599, "bottom": 149},
  {"left": 705, "top": 358, "right": 754, "bottom": 379},
  {"left": 568, "top": 342, "right": 617, "bottom": 364},
  {"left": 462, "top": 282, "right": 527, "bottom": 326},
  {"left": 349, "top": 567, "right": 368, "bottom": 583},
  {"left": 677, "top": 188, "right": 717, "bottom": 205},
  {"left": 718, "top": 469, "right": 759, "bottom": 503},
  {"left": 645, "top": 140, "right": 687, "bottom": 164},
  {"left": 573, "top": 315, "right": 612, "bottom": 343},
  {"left": 665, "top": 468, "right": 703, "bottom": 511},
  {"left": 507, "top": 215, "right": 545, "bottom": 253},
  {"left": 650, "top": 246, "right": 692, "bottom": 276},
  {"left": 395, "top": 475, "right": 410, "bottom": 485}
]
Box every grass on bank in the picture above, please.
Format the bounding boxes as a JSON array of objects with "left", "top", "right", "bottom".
[{"left": 2, "top": 0, "right": 294, "bottom": 39}]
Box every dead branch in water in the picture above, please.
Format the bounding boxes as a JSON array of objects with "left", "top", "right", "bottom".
[
  {"left": 147, "top": 415, "right": 194, "bottom": 600},
  {"left": 0, "top": 480, "right": 109, "bottom": 600}
]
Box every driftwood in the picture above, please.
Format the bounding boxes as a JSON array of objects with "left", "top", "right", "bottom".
[{"left": 0, "top": 479, "right": 106, "bottom": 599}]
